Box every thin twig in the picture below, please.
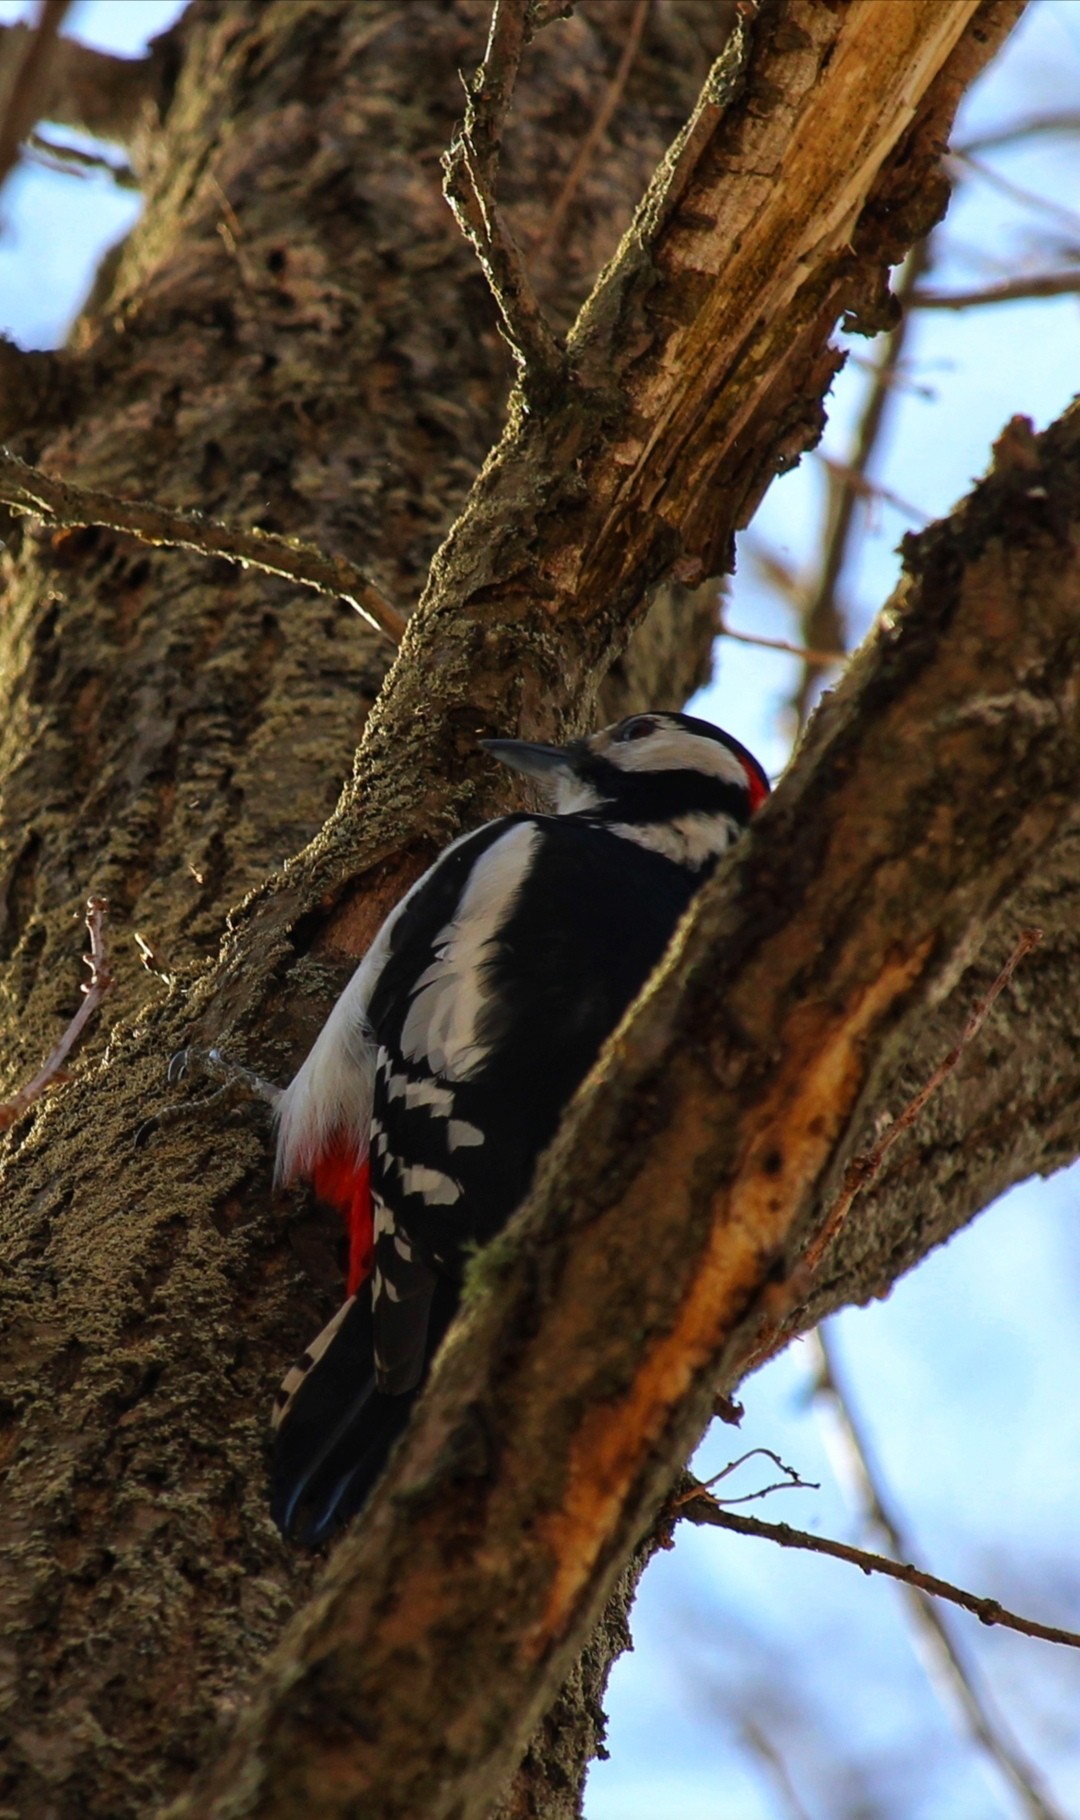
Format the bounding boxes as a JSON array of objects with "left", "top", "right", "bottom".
[
  {"left": 0, "top": 449, "right": 406, "bottom": 643},
  {"left": 845, "top": 349, "right": 936, "bottom": 399},
  {"left": 815, "top": 453, "right": 928, "bottom": 527},
  {"left": 0, "top": 0, "right": 72, "bottom": 192},
  {"left": 912, "top": 271, "right": 1080, "bottom": 310},
  {"left": 791, "top": 240, "right": 930, "bottom": 728},
  {"left": 670, "top": 1446, "right": 819, "bottom": 1509},
  {"left": 806, "top": 927, "right": 1042, "bottom": 1275},
  {"left": 718, "top": 614, "right": 846, "bottom": 669},
  {"left": 442, "top": 0, "right": 563, "bottom": 384},
  {"left": 679, "top": 1480, "right": 1080, "bottom": 1657},
  {"left": 27, "top": 126, "right": 137, "bottom": 187},
  {"left": 950, "top": 148, "right": 1080, "bottom": 241},
  {"left": 739, "top": 1720, "right": 814, "bottom": 1820},
  {"left": 957, "top": 109, "right": 1080, "bottom": 156},
  {"left": 468, "top": 0, "right": 529, "bottom": 194},
  {"left": 0, "top": 896, "right": 111, "bottom": 1131},
  {"left": 810, "top": 1333, "right": 1069, "bottom": 1820},
  {"left": 531, "top": 0, "right": 650, "bottom": 260},
  {"left": 133, "top": 930, "right": 174, "bottom": 986}
]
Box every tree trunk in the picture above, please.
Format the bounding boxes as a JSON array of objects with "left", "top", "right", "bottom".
[{"left": 0, "top": 3, "right": 1042, "bottom": 1817}]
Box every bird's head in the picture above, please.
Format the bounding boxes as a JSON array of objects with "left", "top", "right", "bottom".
[{"left": 482, "top": 710, "right": 769, "bottom": 870}]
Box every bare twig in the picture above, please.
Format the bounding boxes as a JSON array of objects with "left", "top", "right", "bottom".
[
  {"left": 0, "top": 17, "right": 161, "bottom": 145},
  {"left": 442, "top": 0, "right": 563, "bottom": 383},
  {"left": 0, "top": 896, "right": 111, "bottom": 1131},
  {"left": 718, "top": 613, "right": 846, "bottom": 669},
  {"left": 27, "top": 126, "right": 137, "bottom": 187},
  {"left": 133, "top": 931, "right": 174, "bottom": 986},
  {"left": 845, "top": 349, "right": 936, "bottom": 399},
  {"left": 739, "top": 1720, "right": 814, "bottom": 1820},
  {"left": 0, "top": 449, "right": 406, "bottom": 643},
  {"left": 810, "top": 1333, "right": 1069, "bottom": 1820},
  {"left": 671, "top": 1447, "right": 818, "bottom": 1509},
  {"left": 805, "top": 928, "right": 1042, "bottom": 1274},
  {"left": 791, "top": 240, "right": 930, "bottom": 727},
  {"left": 531, "top": 0, "right": 650, "bottom": 260},
  {"left": 815, "top": 454, "right": 928, "bottom": 527},
  {"left": 468, "top": 0, "right": 530, "bottom": 194},
  {"left": 679, "top": 1480, "right": 1080, "bottom": 1658},
  {"left": 957, "top": 109, "right": 1080, "bottom": 156},
  {"left": 168, "top": 1046, "right": 282, "bottom": 1110},
  {"left": 950, "top": 148, "right": 1080, "bottom": 241},
  {"left": 0, "top": 0, "right": 71, "bottom": 192},
  {"left": 912, "top": 271, "right": 1080, "bottom": 310}
]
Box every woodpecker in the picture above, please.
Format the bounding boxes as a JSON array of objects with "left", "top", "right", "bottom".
[{"left": 270, "top": 709, "right": 769, "bottom": 1545}]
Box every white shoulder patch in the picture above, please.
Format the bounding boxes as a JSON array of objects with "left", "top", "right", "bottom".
[
  {"left": 274, "top": 847, "right": 451, "bottom": 1183},
  {"left": 400, "top": 821, "right": 541, "bottom": 1081}
]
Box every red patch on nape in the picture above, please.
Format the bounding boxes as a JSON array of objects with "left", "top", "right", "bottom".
[
  {"left": 743, "top": 761, "right": 770, "bottom": 814},
  {"left": 312, "top": 1142, "right": 373, "bottom": 1298}
]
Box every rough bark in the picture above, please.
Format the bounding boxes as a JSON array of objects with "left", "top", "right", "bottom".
[{"left": 0, "top": 2, "right": 1040, "bottom": 1817}]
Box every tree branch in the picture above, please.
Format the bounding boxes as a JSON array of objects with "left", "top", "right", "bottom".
[
  {"left": 530, "top": 0, "right": 650, "bottom": 263},
  {"left": 790, "top": 239, "right": 929, "bottom": 726},
  {"left": 804, "top": 925, "right": 1041, "bottom": 1275},
  {"left": 442, "top": 0, "right": 564, "bottom": 384},
  {"left": 0, "top": 16, "right": 165, "bottom": 148},
  {"left": 912, "top": 269, "right": 1080, "bottom": 308},
  {"left": 0, "top": 0, "right": 71, "bottom": 192},
  {"left": 678, "top": 1486, "right": 1080, "bottom": 1656},
  {"left": 0, "top": 449, "right": 406, "bottom": 643}
]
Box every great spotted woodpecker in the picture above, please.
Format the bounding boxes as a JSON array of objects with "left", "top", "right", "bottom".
[{"left": 271, "top": 710, "right": 769, "bottom": 1544}]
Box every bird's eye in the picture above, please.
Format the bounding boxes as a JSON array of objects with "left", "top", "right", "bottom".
[{"left": 616, "top": 716, "right": 655, "bottom": 742}]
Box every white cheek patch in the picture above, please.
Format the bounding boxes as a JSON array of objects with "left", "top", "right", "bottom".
[
  {"left": 611, "top": 726, "right": 748, "bottom": 792},
  {"left": 400, "top": 822, "right": 541, "bottom": 1080}
]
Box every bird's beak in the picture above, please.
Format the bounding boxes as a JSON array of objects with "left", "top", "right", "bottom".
[{"left": 479, "top": 737, "right": 572, "bottom": 782}]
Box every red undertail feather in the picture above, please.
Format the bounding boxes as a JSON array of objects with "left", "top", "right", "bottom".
[{"left": 312, "top": 1144, "right": 373, "bottom": 1297}]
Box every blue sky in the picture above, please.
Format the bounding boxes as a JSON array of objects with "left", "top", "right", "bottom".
[{"left": 1, "top": 4, "right": 1077, "bottom": 1816}]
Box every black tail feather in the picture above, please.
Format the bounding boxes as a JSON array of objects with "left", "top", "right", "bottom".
[{"left": 270, "top": 1280, "right": 458, "bottom": 1547}]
